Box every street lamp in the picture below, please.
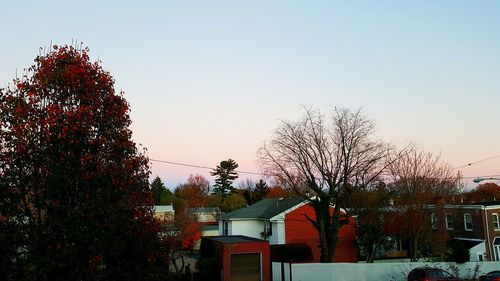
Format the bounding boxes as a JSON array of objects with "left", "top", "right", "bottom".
[{"left": 473, "top": 177, "right": 500, "bottom": 183}]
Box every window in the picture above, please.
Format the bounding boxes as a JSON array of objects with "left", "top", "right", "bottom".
[
  {"left": 261, "top": 220, "right": 272, "bottom": 239},
  {"left": 464, "top": 213, "right": 473, "bottom": 231},
  {"left": 431, "top": 213, "right": 438, "bottom": 229},
  {"left": 445, "top": 214, "right": 454, "bottom": 230},
  {"left": 267, "top": 221, "right": 272, "bottom": 236},
  {"left": 493, "top": 214, "right": 500, "bottom": 231},
  {"left": 223, "top": 221, "right": 229, "bottom": 236}
]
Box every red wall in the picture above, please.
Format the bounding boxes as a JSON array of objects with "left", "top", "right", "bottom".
[
  {"left": 220, "top": 241, "right": 271, "bottom": 281},
  {"left": 285, "top": 204, "right": 358, "bottom": 263}
]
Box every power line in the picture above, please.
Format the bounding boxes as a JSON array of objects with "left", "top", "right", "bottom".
[
  {"left": 149, "top": 158, "right": 269, "bottom": 176},
  {"left": 150, "top": 158, "right": 499, "bottom": 180},
  {"left": 454, "top": 154, "right": 500, "bottom": 170}
]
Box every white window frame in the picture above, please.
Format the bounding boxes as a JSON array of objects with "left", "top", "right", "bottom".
[
  {"left": 493, "top": 213, "right": 500, "bottom": 231},
  {"left": 445, "top": 214, "right": 453, "bottom": 230},
  {"left": 464, "top": 213, "right": 473, "bottom": 231},
  {"left": 431, "top": 213, "right": 438, "bottom": 230}
]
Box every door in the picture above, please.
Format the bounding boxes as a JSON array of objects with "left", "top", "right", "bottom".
[{"left": 230, "top": 253, "right": 261, "bottom": 281}]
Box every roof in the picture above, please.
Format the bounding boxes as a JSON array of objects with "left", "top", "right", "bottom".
[
  {"left": 476, "top": 201, "right": 500, "bottom": 207},
  {"left": 219, "top": 197, "right": 304, "bottom": 220},
  {"left": 153, "top": 205, "right": 174, "bottom": 212},
  {"left": 202, "top": 224, "right": 219, "bottom": 231},
  {"left": 186, "top": 207, "right": 221, "bottom": 214},
  {"left": 208, "top": 235, "right": 267, "bottom": 244}
]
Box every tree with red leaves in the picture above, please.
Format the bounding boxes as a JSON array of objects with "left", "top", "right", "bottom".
[
  {"left": 174, "top": 174, "right": 210, "bottom": 208},
  {"left": 0, "top": 46, "right": 168, "bottom": 281},
  {"left": 466, "top": 182, "right": 500, "bottom": 203}
]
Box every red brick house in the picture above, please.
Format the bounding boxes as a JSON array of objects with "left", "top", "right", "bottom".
[
  {"left": 218, "top": 197, "right": 357, "bottom": 263},
  {"left": 431, "top": 202, "right": 500, "bottom": 261},
  {"left": 381, "top": 201, "right": 500, "bottom": 261}
]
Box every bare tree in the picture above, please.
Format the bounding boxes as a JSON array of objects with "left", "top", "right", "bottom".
[
  {"left": 258, "top": 106, "right": 399, "bottom": 262},
  {"left": 386, "top": 148, "right": 462, "bottom": 261}
]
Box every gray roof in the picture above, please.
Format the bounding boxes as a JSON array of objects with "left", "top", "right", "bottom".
[
  {"left": 202, "top": 224, "right": 219, "bottom": 231},
  {"left": 186, "top": 207, "right": 221, "bottom": 214},
  {"left": 219, "top": 197, "right": 304, "bottom": 220}
]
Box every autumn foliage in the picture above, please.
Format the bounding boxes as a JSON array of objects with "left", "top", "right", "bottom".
[
  {"left": 174, "top": 174, "right": 210, "bottom": 208},
  {"left": 465, "top": 182, "right": 500, "bottom": 203},
  {"left": 0, "top": 46, "right": 168, "bottom": 280}
]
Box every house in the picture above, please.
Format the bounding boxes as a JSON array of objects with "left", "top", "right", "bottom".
[
  {"left": 153, "top": 205, "right": 174, "bottom": 221},
  {"left": 218, "top": 197, "right": 357, "bottom": 262},
  {"left": 186, "top": 207, "right": 221, "bottom": 250},
  {"left": 186, "top": 207, "right": 220, "bottom": 223},
  {"left": 430, "top": 201, "right": 500, "bottom": 261},
  {"left": 380, "top": 201, "right": 500, "bottom": 261}
]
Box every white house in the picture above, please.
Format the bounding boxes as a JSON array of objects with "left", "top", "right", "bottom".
[
  {"left": 218, "top": 197, "right": 304, "bottom": 244},
  {"left": 218, "top": 197, "right": 359, "bottom": 263}
]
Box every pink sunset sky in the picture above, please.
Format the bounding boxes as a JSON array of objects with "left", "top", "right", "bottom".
[{"left": 1, "top": 1, "right": 499, "bottom": 189}]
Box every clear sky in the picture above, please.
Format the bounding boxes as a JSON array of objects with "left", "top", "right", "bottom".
[{"left": 1, "top": 1, "right": 499, "bottom": 189}]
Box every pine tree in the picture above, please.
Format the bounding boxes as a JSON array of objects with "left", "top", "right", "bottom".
[
  {"left": 254, "top": 179, "right": 270, "bottom": 201},
  {"left": 210, "top": 159, "right": 239, "bottom": 196},
  {"left": 150, "top": 176, "right": 170, "bottom": 205}
]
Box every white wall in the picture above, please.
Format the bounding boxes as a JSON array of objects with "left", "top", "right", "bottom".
[
  {"left": 270, "top": 261, "right": 500, "bottom": 281},
  {"left": 230, "top": 220, "right": 265, "bottom": 239},
  {"left": 269, "top": 221, "right": 286, "bottom": 245}
]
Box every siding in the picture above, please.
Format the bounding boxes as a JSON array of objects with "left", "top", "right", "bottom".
[
  {"left": 269, "top": 221, "right": 286, "bottom": 244},
  {"left": 218, "top": 220, "right": 224, "bottom": 235},
  {"left": 229, "top": 220, "right": 265, "bottom": 240}
]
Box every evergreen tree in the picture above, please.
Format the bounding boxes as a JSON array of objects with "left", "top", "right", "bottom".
[
  {"left": 254, "top": 179, "right": 270, "bottom": 201},
  {"left": 210, "top": 159, "right": 239, "bottom": 196},
  {"left": 150, "top": 176, "right": 173, "bottom": 205},
  {"left": 159, "top": 188, "right": 174, "bottom": 205}
]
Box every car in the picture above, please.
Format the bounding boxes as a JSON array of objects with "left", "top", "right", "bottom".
[
  {"left": 408, "top": 267, "right": 466, "bottom": 281},
  {"left": 479, "top": 270, "right": 500, "bottom": 281}
]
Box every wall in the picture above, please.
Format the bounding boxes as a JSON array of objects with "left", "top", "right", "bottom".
[
  {"left": 485, "top": 208, "right": 500, "bottom": 260},
  {"left": 221, "top": 241, "right": 271, "bottom": 281},
  {"left": 230, "top": 220, "right": 265, "bottom": 239},
  {"left": 284, "top": 205, "right": 357, "bottom": 262},
  {"left": 269, "top": 221, "right": 285, "bottom": 245},
  {"left": 270, "top": 261, "right": 500, "bottom": 281},
  {"left": 445, "top": 208, "right": 485, "bottom": 240}
]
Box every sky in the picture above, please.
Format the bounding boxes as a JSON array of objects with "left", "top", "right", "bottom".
[{"left": 1, "top": 1, "right": 499, "bottom": 189}]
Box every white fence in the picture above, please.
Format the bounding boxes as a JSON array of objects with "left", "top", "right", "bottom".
[{"left": 272, "top": 261, "right": 500, "bottom": 281}]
